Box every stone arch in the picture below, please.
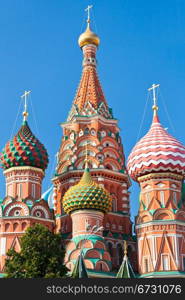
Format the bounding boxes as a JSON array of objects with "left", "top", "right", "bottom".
[
  {"left": 13, "top": 222, "right": 19, "bottom": 232},
  {"left": 5, "top": 222, "right": 11, "bottom": 232},
  {"left": 106, "top": 240, "right": 114, "bottom": 258},
  {"left": 75, "top": 157, "right": 98, "bottom": 169},
  {"left": 102, "top": 252, "right": 111, "bottom": 261},
  {"left": 176, "top": 211, "right": 185, "bottom": 221},
  {"left": 62, "top": 142, "right": 74, "bottom": 151},
  {"left": 112, "top": 194, "right": 117, "bottom": 212},
  {"left": 154, "top": 209, "right": 174, "bottom": 221},
  {"left": 77, "top": 136, "right": 99, "bottom": 147},
  {"left": 103, "top": 147, "right": 120, "bottom": 159},
  {"left": 75, "top": 144, "right": 99, "bottom": 158},
  {"left": 137, "top": 212, "right": 152, "bottom": 224},
  {"left": 78, "top": 239, "right": 93, "bottom": 249},
  {"left": 104, "top": 158, "right": 120, "bottom": 171},
  {"left": 21, "top": 222, "right": 27, "bottom": 231},
  {"left": 4, "top": 203, "right": 29, "bottom": 217},
  {"left": 102, "top": 137, "right": 118, "bottom": 149},
  {"left": 94, "top": 240, "right": 106, "bottom": 250},
  {"left": 85, "top": 249, "right": 101, "bottom": 259},
  {"left": 84, "top": 259, "right": 94, "bottom": 269},
  {"left": 96, "top": 260, "right": 110, "bottom": 272},
  {"left": 31, "top": 205, "right": 49, "bottom": 219},
  {"left": 58, "top": 160, "right": 71, "bottom": 173},
  {"left": 59, "top": 149, "right": 73, "bottom": 162}
]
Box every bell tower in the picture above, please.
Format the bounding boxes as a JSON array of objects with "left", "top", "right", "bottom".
[{"left": 52, "top": 6, "right": 136, "bottom": 271}]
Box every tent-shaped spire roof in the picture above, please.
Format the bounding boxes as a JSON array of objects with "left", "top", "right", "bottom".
[
  {"left": 116, "top": 241, "right": 135, "bottom": 278},
  {"left": 67, "top": 6, "right": 113, "bottom": 121},
  {"left": 71, "top": 253, "right": 88, "bottom": 278}
]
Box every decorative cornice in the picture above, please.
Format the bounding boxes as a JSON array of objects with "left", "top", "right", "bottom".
[
  {"left": 138, "top": 172, "right": 183, "bottom": 183},
  {"left": 3, "top": 166, "right": 45, "bottom": 176},
  {"left": 52, "top": 168, "right": 131, "bottom": 186}
]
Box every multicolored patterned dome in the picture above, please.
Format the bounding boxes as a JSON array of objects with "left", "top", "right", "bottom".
[
  {"left": 127, "top": 114, "right": 185, "bottom": 181},
  {"left": 63, "top": 165, "right": 112, "bottom": 214},
  {"left": 0, "top": 121, "right": 48, "bottom": 171}
]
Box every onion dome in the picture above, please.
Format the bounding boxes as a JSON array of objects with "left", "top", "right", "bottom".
[
  {"left": 42, "top": 186, "right": 54, "bottom": 208},
  {"left": 63, "top": 164, "right": 112, "bottom": 214},
  {"left": 127, "top": 113, "right": 185, "bottom": 181},
  {"left": 0, "top": 121, "right": 48, "bottom": 171},
  {"left": 78, "top": 22, "right": 100, "bottom": 48}
]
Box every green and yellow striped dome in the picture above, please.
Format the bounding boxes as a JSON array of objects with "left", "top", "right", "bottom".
[{"left": 62, "top": 165, "right": 112, "bottom": 214}]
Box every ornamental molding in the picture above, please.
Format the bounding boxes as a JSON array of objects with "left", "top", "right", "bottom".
[
  {"left": 31, "top": 205, "right": 49, "bottom": 219},
  {"left": 5, "top": 203, "right": 29, "bottom": 217},
  {"left": 136, "top": 220, "right": 185, "bottom": 230},
  {"left": 4, "top": 166, "right": 45, "bottom": 176},
  {"left": 138, "top": 172, "right": 183, "bottom": 183}
]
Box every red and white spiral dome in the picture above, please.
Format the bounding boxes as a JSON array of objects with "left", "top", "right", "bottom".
[{"left": 127, "top": 114, "right": 185, "bottom": 181}]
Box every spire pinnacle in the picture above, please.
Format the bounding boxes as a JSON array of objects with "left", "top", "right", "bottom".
[
  {"left": 123, "top": 240, "right": 127, "bottom": 256},
  {"left": 21, "top": 90, "right": 31, "bottom": 122},
  {"left": 85, "top": 4, "right": 93, "bottom": 27},
  {"left": 148, "top": 84, "right": 160, "bottom": 116}
]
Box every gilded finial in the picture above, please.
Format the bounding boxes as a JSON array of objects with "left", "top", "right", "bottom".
[
  {"left": 148, "top": 84, "right": 160, "bottom": 116},
  {"left": 123, "top": 240, "right": 127, "bottom": 256},
  {"left": 21, "top": 90, "right": 31, "bottom": 122},
  {"left": 78, "top": 5, "right": 100, "bottom": 48}
]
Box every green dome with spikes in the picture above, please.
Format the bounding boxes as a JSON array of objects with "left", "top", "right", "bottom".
[{"left": 62, "top": 166, "right": 112, "bottom": 214}]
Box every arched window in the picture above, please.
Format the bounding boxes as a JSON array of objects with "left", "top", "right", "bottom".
[
  {"left": 117, "top": 244, "right": 123, "bottom": 265},
  {"left": 107, "top": 242, "right": 114, "bottom": 257},
  {"left": 112, "top": 197, "right": 117, "bottom": 212}
]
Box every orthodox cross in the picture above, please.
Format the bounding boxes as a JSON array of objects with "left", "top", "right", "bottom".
[
  {"left": 85, "top": 5, "right": 93, "bottom": 23},
  {"left": 21, "top": 90, "right": 31, "bottom": 121},
  {"left": 148, "top": 83, "right": 160, "bottom": 113}
]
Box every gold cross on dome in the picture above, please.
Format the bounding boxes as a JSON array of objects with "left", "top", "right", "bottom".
[
  {"left": 148, "top": 83, "right": 160, "bottom": 113},
  {"left": 85, "top": 5, "right": 93, "bottom": 23},
  {"left": 21, "top": 90, "right": 31, "bottom": 121}
]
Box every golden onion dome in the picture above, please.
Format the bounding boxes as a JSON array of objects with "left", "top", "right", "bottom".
[
  {"left": 78, "top": 23, "right": 100, "bottom": 48},
  {"left": 62, "top": 164, "right": 112, "bottom": 214}
]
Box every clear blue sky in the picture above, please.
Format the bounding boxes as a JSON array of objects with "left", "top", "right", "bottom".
[{"left": 0, "top": 0, "right": 185, "bottom": 221}]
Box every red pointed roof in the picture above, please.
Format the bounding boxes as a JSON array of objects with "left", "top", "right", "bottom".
[
  {"left": 127, "top": 113, "right": 185, "bottom": 181},
  {"left": 67, "top": 39, "right": 112, "bottom": 121}
]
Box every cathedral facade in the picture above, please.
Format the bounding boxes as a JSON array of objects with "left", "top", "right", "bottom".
[{"left": 0, "top": 12, "right": 185, "bottom": 278}]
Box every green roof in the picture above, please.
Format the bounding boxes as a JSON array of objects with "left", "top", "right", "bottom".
[
  {"left": 116, "top": 255, "right": 135, "bottom": 278},
  {"left": 71, "top": 253, "right": 88, "bottom": 278}
]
